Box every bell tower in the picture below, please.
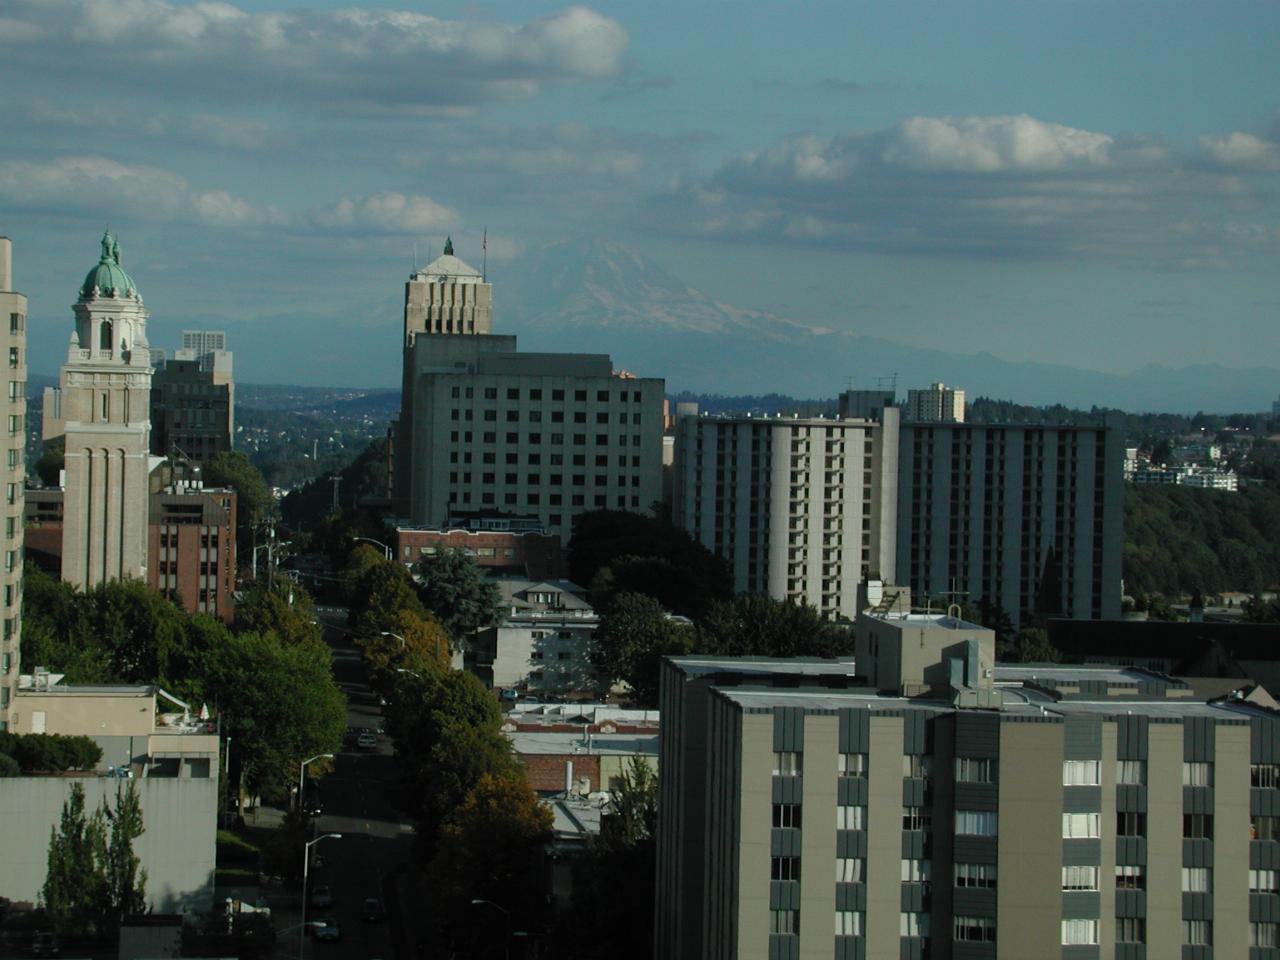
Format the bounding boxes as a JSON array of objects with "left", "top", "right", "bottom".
[{"left": 49, "top": 231, "right": 154, "bottom": 588}]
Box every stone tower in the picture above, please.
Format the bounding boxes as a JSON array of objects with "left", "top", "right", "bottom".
[{"left": 48, "top": 231, "right": 154, "bottom": 588}]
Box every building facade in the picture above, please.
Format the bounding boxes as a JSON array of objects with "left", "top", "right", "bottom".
[
  {"left": 656, "top": 615, "right": 1280, "bottom": 960},
  {"left": 394, "top": 523, "right": 563, "bottom": 579},
  {"left": 395, "top": 243, "right": 664, "bottom": 544},
  {"left": 150, "top": 331, "right": 233, "bottom": 464},
  {"left": 672, "top": 410, "right": 900, "bottom": 620},
  {"left": 906, "top": 382, "right": 965, "bottom": 422},
  {"left": 148, "top": 478, "right": 236, "bottom": 622},
  {"left": 0, "top": 237, "right": 26, "bottom": 728},
  {"left": 43, "top": 232, "right": 155, "bottom": 589},
  {"left": 896, "top": 419, "right": 1124, "bottom": 627},
  {"left": 471, "top": 578, "right": 598, "bottom": 695}
]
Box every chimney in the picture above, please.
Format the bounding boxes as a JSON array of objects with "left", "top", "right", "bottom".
[
  {"left": 564, "top": 759, "right": 573, "bottom": 795},
  {"left": 0, "top": 237, "right": 11, "bottom": 292}
]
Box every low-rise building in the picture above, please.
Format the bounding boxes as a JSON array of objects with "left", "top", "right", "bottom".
[
  {"left": 502, "top": 702, "right": 658, "bottom": 794},
  {"left": 1, "top": 680, "right": 218, "bottom": 911},
  {"left": 394, "top": 522, "right": 562, "bottom": 579},
  {"left": 471, "top": 578, "right": 597, "bottom": 696}
]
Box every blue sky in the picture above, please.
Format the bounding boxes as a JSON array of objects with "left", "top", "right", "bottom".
[{"left": 2, "top": 0, "right": 1278, "bottom": 390}]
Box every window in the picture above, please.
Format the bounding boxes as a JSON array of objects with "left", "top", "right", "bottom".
[
  {"left": 769, "top": 910, "right": 798, "bottom": 935},
  {"left": 1063, "top": 760, "right": 1100, "bottom": 785},
  {"left": 552, "top": 389, "right": 564, "bottom": 401},
  {"left": 1250, "top": 869, "right": 1278, "bottom": 892},
  {"left": 1182, "top": 761, "right": 1213, "bottom": 787},
  {"left": 1116, "top": 918, "right": 1145, "bottom": 943},
  {"left": 770, "top": 856, "right": 800, "bottom": 881},
  {"left": 903, "top": 755, "right": 932, "bottom": 778},
  {"left": 903, "top": 807, "right": 931, "bottom": 831},
  {"left": 1061, "top": 920, "right": 1098, "bottom": 946},
  {"left": 1115, "top": 865, "right": 1145, "bottom": 889},
  {"left": 955, "top": 757, "right": 994, "bottom": 782},
  {"left": 956, "top": 810, "right": 997, "bottom": 836},
  {"left": 836, "top": 857, "right": 863, "bottom": 883},
  {"left": 1116, "top": 759, "right": 1145, "bottom": 784},
  {"left": 1116, "top": 812, "right": 1145, "bottom": 837},
  {"left": 1181, "top": 867, "right": 1211, "bottom": 893},
  {"left": 574, "top": 390, "right": 587, "bottom": 401},
  {"left": 835, "top": 911, "right": 862, "bottom": 937},
  {"left": 1252, "top": 763, "right": 1280, "bottom": 788},
  {"left": 837, "top": 805, "right": 865, "bottom": 830},
  {"left": 1061, "top": 866, "right": 1098, "bottom": 891},
  {"left": 838, "top": 753, "right": 867, "bottom": 777},
  {"left": 484, "top": 387, "right": 497, "bottom": 400},
  {"left": 954, "top": 917, "right": 996, "bottom": 943},
  {"left": 1062, "top": 812, "right": 1100, "bottom": 839},
  {"left": 900, "top": 913, "right": 929, "bottom": 937},
  {"left": 1185, "top": 813, "right": 1213, "bottom": 839},
  {"left": 901, "top": 859, "right": 931, "bottom": 883},
  {"left": 1183, "top": 920, "right": 1211, "bottom": 946},
  {"left": 773, "top": 752, "right": 802, "bottom": 776},
  {"left": 955, "top": 863, "right": 997, "bottom": 889},
  {"left": 1252, "top": 923, "right": 1279, "bottom": 948},
  {"left": 1254, "top": 816, "right": 1280, "bottom": 840},
  {"left": 772, "top": 803, "right": 802, "bottom": 829}
]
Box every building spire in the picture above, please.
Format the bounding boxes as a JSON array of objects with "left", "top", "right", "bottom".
[{"left": 443, "top": 236, "right": 454, "bottom": 256}]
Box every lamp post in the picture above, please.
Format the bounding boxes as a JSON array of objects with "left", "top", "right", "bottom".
[
  {"left": 297, "top": 753, "right": 333, "bottom": 813},
  {"left": 381, "top": 630, "right": 405, "bottom": 651},
  {"left": 301, "top": 833, "right": 342, "bottom": 960},
  {"left": 352, "top": 536, "right": 392, "bottom": 561}
]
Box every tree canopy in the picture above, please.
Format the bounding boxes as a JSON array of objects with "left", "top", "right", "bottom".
[{"left": 415, "top": 549, "right": 504, "bottom": 649}]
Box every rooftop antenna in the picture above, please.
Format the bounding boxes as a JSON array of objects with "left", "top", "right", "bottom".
[
  {"left": 413, "top": 240, "right": 418, "bottom": 273},
  {"left": 482, "top": 227, "right": 488, "bottom": 282}
]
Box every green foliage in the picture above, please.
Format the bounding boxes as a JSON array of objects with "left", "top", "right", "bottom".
[
  {"left": 0, "top": 733, "right": 103, "bottom": 772},
  {"left": 346, "top": 547, "right": 427, "bottom": 632},
  {"left": 696, "top": 594, "right": 853, "bottom": 659},
  {"left": 415, "top": 549, "right": 503, "bottom": 648},
  {"left": 602, "top": 756, "right": 657, "bottom": 850},
  {"left": 427, "top": 773, "right": 553, "bottom": 942},
  {"left": 1009, "top": 628, "right": 1059, "bottom": 663},
  {"left": 215, "top": 830, "right": 260, "bottom": 867},
  {"left": 0, "top": 752, "right": 19, "bottom": 777},
  {"left": 234, "top": 579, "right": 322, "bottom": 646},
  {"left": 35, "top": 437, "right": 64, "bottom": 488},
  {"left": 280, "top": 436, "right": 389, "bottom": 532},
  {"left": 592, "top": 593, "right": 695, "bottom": 705},
  {"left": 568, "top": 510, "right": 733, "bottom": 618},
  {"left": 103, "top": 783, "right": 147, "bottom": 919}
]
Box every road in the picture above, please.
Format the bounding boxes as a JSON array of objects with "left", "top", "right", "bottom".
[{"left": 301, "top": 606, "right": 420, "bottom": 960}]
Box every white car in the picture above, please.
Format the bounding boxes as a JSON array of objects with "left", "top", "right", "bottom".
[{"left": 357, "top": 732, "right": 378, "bottom": 750}]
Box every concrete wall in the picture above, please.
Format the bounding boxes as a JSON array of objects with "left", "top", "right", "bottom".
[
  {"left": 13, "top": 689, "right": 155, "bottom": 736},
  {"left": 0, "top": 776, "right": 217, "bottom": 913}
]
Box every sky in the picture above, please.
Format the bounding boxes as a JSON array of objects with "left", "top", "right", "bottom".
[{"left": 1, "top": 0, "right": 1278, "bottom": 389}]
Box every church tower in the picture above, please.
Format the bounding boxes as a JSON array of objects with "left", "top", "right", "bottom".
[{"left": 48, "top": 231, "right": 154, "bottom": 588}]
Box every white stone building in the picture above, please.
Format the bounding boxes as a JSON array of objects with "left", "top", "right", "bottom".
[
  {"left": 905, "top": 382, "right": 965, "bottom": 422},
  {"left": 472, "top": 578, "right": 599, "bottom": 696}
]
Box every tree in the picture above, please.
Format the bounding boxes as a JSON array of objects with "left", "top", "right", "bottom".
[
  {"left": 104, "top": 782, "right": 147, "bottom": 921},
  {"left": 359, "top": 608, "right": 450, "bottom": 678},
  {"left": 427, "top": 773, "right": 553, "bottom": 947},
  {"left": 234, "top": 579, "right": 322, "bottom": 647},
  {"left": 42, "top": 784, "right": 109, "bottom": 935},
  {"left": 592, "top": 592, "right": 695, "bottom": 706},
  {"left": 697, "top": 594, "right": 853, "bottom": 659},
  {"left": 1010, "top": 627, "right": 1059, "bottom": 663},
  {"left": 415, "top": 549, "right": 503, "bottom": 649},
  {"left": 35, "top": 437, "right": 64, "bottom": 488}
]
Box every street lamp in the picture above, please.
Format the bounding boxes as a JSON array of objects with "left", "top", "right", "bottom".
[
  {"left": 351, "top": 536, "right": 392, "bottom": 561},
  {"left": 301, "top": 833, "right": 342, "bottom": 960},
  {"left": 297, "top": 753, "right": 333, "bottom": 813},
  {"left": 381, "top": 630, "right": 405, "bottom": 651}
]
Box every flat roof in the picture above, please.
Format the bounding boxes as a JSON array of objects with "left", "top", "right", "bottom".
[
  {"left": 507, "top": 731, "right": 658, "bottom": 756},
  {"left": 670, "top": 656, "right": 857, "bottom": 679}
]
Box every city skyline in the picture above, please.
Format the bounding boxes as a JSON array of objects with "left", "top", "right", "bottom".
[{"left": 2, "top": 0, "right": 1278, "bottom": 392}]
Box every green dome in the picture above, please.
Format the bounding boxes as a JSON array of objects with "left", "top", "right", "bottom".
[{"left": 79, "top": 230, "right": 138, "bottom": 299}]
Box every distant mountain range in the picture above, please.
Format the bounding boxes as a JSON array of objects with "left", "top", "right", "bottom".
[{"left": 494, "top": 238, "right": 1278, "bottom": 414}]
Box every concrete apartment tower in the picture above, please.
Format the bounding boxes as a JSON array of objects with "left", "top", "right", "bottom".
[
  {"left": 44, "top": 232, "right": 153, "bottom": 589},
  {"left": 0, "top": 237, "right": 26, "bottom": 728},
  {"left": 906, "top": 382, "right": 965, "bottom": 422}
]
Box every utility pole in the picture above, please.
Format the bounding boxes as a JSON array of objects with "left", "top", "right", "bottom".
[{"left": 329, "top": 475, "right": 342, "bottom": 513}]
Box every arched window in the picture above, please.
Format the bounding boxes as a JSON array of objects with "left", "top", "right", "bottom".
[{"left": 100, "top": 320, "right": 113, "bottom": 351}]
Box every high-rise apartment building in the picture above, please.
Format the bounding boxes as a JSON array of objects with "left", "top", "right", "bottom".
[
  {"left": 906, "top": 382, "right": 965, "bottom": 422},
  {"left": 0, "top": 237, "right": 26, "bottom": 728},
  {"left": 151, "top": 331, "right": 234, "bottom": 464},
  {"left": 394, "top": 242, "right": 664, "bottom": 544},
  {"left": 672, "top": 411, "right": 900, "bottom": 619},
  {"left": 656, "top": 613, "right": 1279, "bottom": 960},
  {"left": 43, "top": 232, "right": 154, "bottom": 589},
  {"left": 896, "top": 419, "right": 1124, "bottom": 626}
]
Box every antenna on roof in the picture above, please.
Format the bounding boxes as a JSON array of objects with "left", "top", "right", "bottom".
[
  {"left": 413, "top": 240, "right": 418, "bottom": 273},
  {"left": 482, "top": 227, "right": 488, "bottom": 282}
]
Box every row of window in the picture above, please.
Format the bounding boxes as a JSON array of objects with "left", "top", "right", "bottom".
[
  {"left": 449, "top": 408, "right": 642, "bottom": 425},
  {"left": 449, "top": 386, "right": 644, "bottom": 403},
  {"left": 448, "top": 429, "right": 643, "bottom": 447}
]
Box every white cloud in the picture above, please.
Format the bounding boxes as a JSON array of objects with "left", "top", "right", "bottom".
[
  {"left": 1200, "top": 132, "right": 1280, "bottom": 172},
  {"left": 659, "top": 114, "right": 1275, "bottom": 265},
  {"left": 308, "top": 193, "right": 460, "bottom": 234},
  {"left": 1, "top": 1, "right": 628, "bottom": 114}
]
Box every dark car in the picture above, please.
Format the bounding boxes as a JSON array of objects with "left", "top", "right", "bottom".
[
  {"left": 31, "top": 932, "right": 59, "bottom": 958},
  {"left": 362, "top": 897, "right": 383, "bottom": 922}
]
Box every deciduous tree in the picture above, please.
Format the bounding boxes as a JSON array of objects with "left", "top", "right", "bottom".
[
  {"left": 415, "top": 549, "right": 503, "bottom": 649},
  {"left": 592, "top": 592, "right": 694, "bottom": 706}
]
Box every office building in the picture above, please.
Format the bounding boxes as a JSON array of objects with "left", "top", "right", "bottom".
[
  {"left": 906, "top": 382, "right": 965, "bottom": 422},
  {"left": 148, "top": 471, "right": 237, "bottom": 623},
  {"left": 43, "top": 232, "right": 155, "bottom": 589},
  {"left": 838, "top": 389, "right": 896, "bottom": 421},
  {"left": 0, "top": 237, "right": 26, "bottom": 728},
  {"left": 150, "top": 330, "right": 234, "bottom": 464},
  {"left": 394, "top": 241, "right": 664, "bottom": 543},
  {"left": 394, "top": 521, "right": 563, "bottom": 579},
  {"left": 896, "top": 419, "right": 1124, "bottom": 627},
  {"left": 671, "top": 410, "right": 900, "bottom": 620},
  {"left": 656, "top": 611, "right": 1280, "bottom": 960}
]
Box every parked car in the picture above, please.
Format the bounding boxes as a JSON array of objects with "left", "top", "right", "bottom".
[
  {"left": 500, "top": 688, "right": 519, "bottom": 702},
  {"left": 356, "top": 732, "right": 378, "bottom": 750},
  {"left": 31, "top": 932, "right": 59, "bottom": 957},
  {"left": 362, "top": 897, "right": 384, "bottom": 922},
  {"left": 310, "top": 885, "right": 333, "bottom": 909},
  {"left": 312, "top": 919, "right": 340, "bottom": 942}
]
